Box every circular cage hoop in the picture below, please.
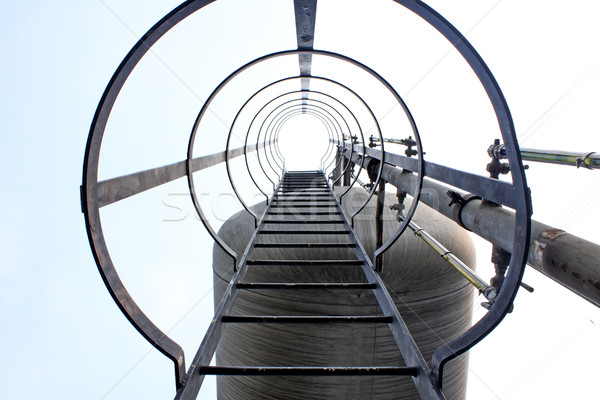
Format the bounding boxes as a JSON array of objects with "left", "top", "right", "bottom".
[
  {"left": 234, "top": 75, "right": 373, "bottom": 197},
  {"left": 261, "top": 99, "right": 345, "bottom": 168},
  {"left": 264, "top": 103, "right": 341, "bottom": 169},
  {"left": 269, "top": 104, "right": 357, "bottom": 186},
  {"left": 187, "top": 53, "right": 415, "bottom": 263}
]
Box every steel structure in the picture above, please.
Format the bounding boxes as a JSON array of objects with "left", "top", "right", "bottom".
[{"left": 81, "top": 0, "right": 597, "bottom": 398}]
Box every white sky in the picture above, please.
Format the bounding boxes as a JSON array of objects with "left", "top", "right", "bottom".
[{"left": 2, "top": 1, "right": 600, "bottom": 399}]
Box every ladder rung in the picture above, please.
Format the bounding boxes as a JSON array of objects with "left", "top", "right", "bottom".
[
  {"left": 236, "top": 282, "right": 376, "bottom": 290},
  {"left": 262, "top": 220, "right": 344, "bottom": 224},
  {"left": 275, "top": 195, "right": 332, "bottom": 199},
  {"left": 253, "top": 243, "right": 355, "bottom": 248},
  {"left": 274, "top": 200, "right": 335, "bottom": 203},
  {"left": 278, "top": 191, "right": 330, "bottom": 194},
  {"left": 275, "top": 198, "right": 331, "bottom": 201},
  {"left": 247, "top": 260, "right": 363, "bottom": 266},
  {"left": 279, "top": 188, "right": 329, "bottom": 191},
  {"left": 198, "top": 366, "right": 417, "bottom": 376},
  {"left": 271, "top": 204, "right": 337, "bottom": 208},
  {"left": 280, "top": 186, "right": 327, "bottom": 189},
  {"left": 268, "top": 211, "right": 340, "bottom": 215},
  {"left": 259, "top": 230, "right": 349, "bottom": 234},
  {"left": 222, "top": 315, "right": 393, "bottom": 324}
]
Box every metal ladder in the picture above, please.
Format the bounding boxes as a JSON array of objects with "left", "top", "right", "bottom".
[{"left": 177, "top": 170, "right": 445, "bottom": 399}]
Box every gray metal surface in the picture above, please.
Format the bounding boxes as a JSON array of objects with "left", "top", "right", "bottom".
[{"left": 293, "top": 0, "right": 317, "bottom": 96}]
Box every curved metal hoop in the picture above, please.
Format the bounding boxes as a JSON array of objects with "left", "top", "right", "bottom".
[
  {"left": 271, "top": 106, "right": 347, "bottom": 172},
  {"left": 266, "top": 105, "right": 340, "bottom": 170},
  {"left": 255, "top": 105, "right": 339, "bottom": 206},
  {"left": 231, "top": 75, "right": 371, "bottom": 199},
  {"left": 269, "top": 100, "right": 361, "bottom": 183},
  {"left": 261, "top": 101, "right": 344, "bottom": 171},
  {"left": 255, "top": 102, "right": 335, "bottom": 182},
  {"left": 261, "top": 90, "right": 363, "bottom": 187},
  {"left": 239, "top": 80, "right": 361, "bottom": 203},
  {"left": 81, "top": 0, "right": 219, "bottom": 388},
  {"left": 189, "top": 61, "right": 388, "bottom": 239},
  {"left": 390, "top": 0, "right": 532, "bottom": 386},
  {"left": 243, "top": 98, "right": 343, "bottom": 202}
]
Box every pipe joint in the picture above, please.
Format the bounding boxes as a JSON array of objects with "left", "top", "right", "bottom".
[{"left": 446, "top": 191, "right": 482, "bottom": 231}]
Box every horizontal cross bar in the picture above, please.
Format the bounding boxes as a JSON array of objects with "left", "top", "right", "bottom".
[
  {"left": 236, "top": 283, "right": 376, "bottom": 290},
  {"left": 222, "top": 315, "right": 392, "bottom": 324},
  {"left": 258, "top": 230, "right": 349, "bottom": 234},
  {"left": 262, "top": 220, "right": 344, "bottom": 224},
  {"left": 253, "top": 243, "right": 354, "bottom": 248},
  {"left": 198, "top": 366, "right": 417, "bottom": 376},
  {"left": 267, "top": 211, "right": 341, "bottom": 215},
  {"left": 96, "top": 142, "right": 267, "bottom": 208},
  {"left": 247, "top": 260, "right": 363, "bottom": 266}
]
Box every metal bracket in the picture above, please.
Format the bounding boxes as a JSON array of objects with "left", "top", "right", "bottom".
[{"left": 446, "top": 191, "right": 482, "bottom": 231}]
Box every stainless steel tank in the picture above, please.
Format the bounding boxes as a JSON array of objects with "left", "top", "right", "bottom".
[{"left": 212, "top": 187, "right": 476, "bottom": 399}]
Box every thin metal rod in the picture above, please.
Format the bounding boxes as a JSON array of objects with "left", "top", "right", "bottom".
[
  {"left": 520, "top": 148, "right": 600, "bottom": 169},
  {"left": 401, "top": 216, "right": 494, "bottom": 296},
  {"left": 374, "top": 179, "right": 386, "bottom": 271}
]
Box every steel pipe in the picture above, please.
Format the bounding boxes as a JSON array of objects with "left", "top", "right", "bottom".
[{"left": 348, "top": 152, "right": 600, "bottom": 307}]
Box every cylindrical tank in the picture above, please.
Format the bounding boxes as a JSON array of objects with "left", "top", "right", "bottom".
[{"left": 213, "top": 187, "right": 476, "bottom": 399}]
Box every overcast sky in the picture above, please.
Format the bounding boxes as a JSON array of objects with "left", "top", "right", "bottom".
[{"left": 2, "top": 1, "right": 600, "bottom": 399}]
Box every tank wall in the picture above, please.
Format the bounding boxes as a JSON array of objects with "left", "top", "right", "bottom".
[{"left": 212, "top": 187, "right": 475, "bottom": 399}]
